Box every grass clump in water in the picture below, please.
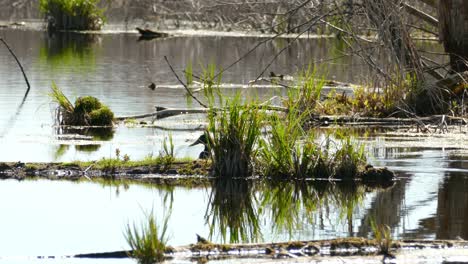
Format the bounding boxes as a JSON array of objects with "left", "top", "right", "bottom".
[
  {"left": 125, "top": 212, "right": 170, "bottom": 264},
  {"left": 258, "top": 109, "right": 329, "bottom": 179},
  {"left": 39, "top": 0, "right": 105, "bottom": 31},
  {"left": 207, "top": 95, "right": 262, "bottom": 179},
  {"left": 201, "top": 65, "right": 263, "bottom": 179},
  {"left": 194, "top": 64, "right": 371, "bottom": 180},
  {"left": 370, "top": 219, "right": 394, "bottom": 257},
  {"left": 50, "top": 83, "right": 114, "bottom": 126},
  {"left": 258, "top": 77, "right": 366, "bottom": 179},
  {"left": 331, "top": 133, "right": 366, "bottom": 179}
]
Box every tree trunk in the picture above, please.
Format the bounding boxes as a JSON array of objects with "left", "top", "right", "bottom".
[{"left": 439, "top": 0, "right": 468, "bottom": 72}]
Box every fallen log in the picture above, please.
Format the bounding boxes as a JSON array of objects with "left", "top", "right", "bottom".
[
  {"left": 116, "top": 108, "right": 210, "bottom": 121},
  {"left": 116, "top": 105, "right": 288, "bottom": 121},
  {"left": 314, "top": 115, "right": 467, "bottom": 127},
  {"left": 116, "top": 107, "right": 467, "bottom": 128},
  {"left": 135, "top": 27, "right": 169, "bottom": 39}
]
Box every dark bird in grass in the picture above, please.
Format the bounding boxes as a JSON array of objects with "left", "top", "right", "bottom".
[
  {"left": 190, "top": 133, "right": 211, "bottom": 159},
  {"left": 269, "top": 71, "right": 284, "bottom": 80},
  {"left": 196, "top": 234, "right": 210, "bottom": 244},
  {"left": 148, "top": 82, "right": 156, "bottom": 90}
]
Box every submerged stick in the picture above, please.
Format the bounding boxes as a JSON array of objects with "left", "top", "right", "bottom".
[{"left": 0, "top": 38, "right": 31, "bottom": 96}]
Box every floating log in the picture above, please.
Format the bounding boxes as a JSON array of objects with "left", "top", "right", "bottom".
[{"left": 135, "top": 27, "right": 169, "bottom": 39}]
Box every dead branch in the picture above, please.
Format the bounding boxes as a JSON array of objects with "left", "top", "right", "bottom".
[
  {"left": 403, "top": 2, "right": 438, "bottom": 27},
  {"left": 116, "top": 108, "right": 210, "bottom": 121},
  {"left": 116, "top": 105, "right": 289, "bottom": 121},
  {"left": 164, "top": 56, "right": 208, "bottom": 108},
  {"left": 0, "top": 37, "right": 30, "bottom": 96}
]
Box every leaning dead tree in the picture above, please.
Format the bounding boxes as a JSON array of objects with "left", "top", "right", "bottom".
[{"left": 439, "top": 0, "right": 468, "bottom": 72}]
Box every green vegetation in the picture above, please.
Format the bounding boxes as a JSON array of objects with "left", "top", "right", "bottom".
[
  {"left": 125, "top": 212, "right": 170, "bottom": 264},
  {"left": 206, "top": 96, "right": 262, "bottom": 178},
  {"left": 39, "top": 33, "right": 99, "bottom": 73},
  {"left": 207, "top": 179, "right": 261, "bottom": 243},
  {"left": 202, "top": 65, "right": 263, "bottom": 179},
  {"left": 39, "top": 0, "right": 105, "bottom": 31},
  {"left": 50, "top": 83, "right": 114, "bottom": 126},
  {"left": 204, "top": 178, "right": 372, "bottom": 244},
  {"left": 370, "top": 219, "right": 394, "bottom": 256},
  {"left": 196, "top": 65, "right": 371, "bottom": 180}
]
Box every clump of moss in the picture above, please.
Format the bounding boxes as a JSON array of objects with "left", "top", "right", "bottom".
[
  {"left": 75, "top": 96, "right": 102, "bottom": 114},
  {"left": 89, "top": 106, "right": 114, "bottom": 126},
  {"left": 50, "top": 84, "right": 114, "bottom": 126}
]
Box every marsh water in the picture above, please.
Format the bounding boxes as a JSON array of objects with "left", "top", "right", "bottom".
[{"left": 0, "top": 28, "right": 467, "bottom": 263}]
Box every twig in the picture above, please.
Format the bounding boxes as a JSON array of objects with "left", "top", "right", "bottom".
[
  {"left": 164, "top": 56, "right": 208, "bottom": 108},
  {"left": 0, "top": 37, "right": 30, "bottom": 97}
]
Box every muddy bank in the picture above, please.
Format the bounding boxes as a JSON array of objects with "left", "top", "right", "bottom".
[
  {"left": 0, "top": 160, "right": 211, "bottom": 185},
  {"left": 0, "top": 161, "right": 395, "bottom": 187},
  {"left": 65, "top": 238, "right": 468, "bottom": 261}
]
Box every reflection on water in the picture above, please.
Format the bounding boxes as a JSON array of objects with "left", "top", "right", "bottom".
[
  {"left": 39, "top": 33, "right": 100, "bottom": 73},
  {"left": 0, "top": 145, "right": 466, "bottom": 262},
  {"left": 207, "top": 179, "right": 260, "bottom": 243},
  {"left": 260, "top": 180, "right": 368, "bottom": 241},
  {"left": 206, "top": 178, "right": 383, "bottom": 244},
  {"left": 0, "top": 28, "right": 381, "bottom": 162},
  {"left": 0, "top": 27, "right": 466, "bottom": 264}
]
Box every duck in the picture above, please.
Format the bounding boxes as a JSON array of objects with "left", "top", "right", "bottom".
[{"left": 190, "top": 133, "right": 211, "bottom": 159}]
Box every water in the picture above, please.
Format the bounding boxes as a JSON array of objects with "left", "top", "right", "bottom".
[
  {"left": 0, "top": 28, "right": 467, "bottom": 263},
  {"left": 0, "top": 28, "right": 377, "bottom": 162}
]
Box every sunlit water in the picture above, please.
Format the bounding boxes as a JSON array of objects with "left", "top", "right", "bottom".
[
  {"left": 0, "top": 28, "right": 466, "bottom": 263},
  {"left": 0, "top": 28, "right": 371, "bottom": 162}
]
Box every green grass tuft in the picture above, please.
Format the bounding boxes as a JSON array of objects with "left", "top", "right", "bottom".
[
  {"left": 49, "top": 84, "right": 114, "bottom": 126},
  {"left": 125, "top": 212, "right": 170, "bottom": 264},
  {"left": 206, "top": 94, "right": 263, "bottom": 179}
]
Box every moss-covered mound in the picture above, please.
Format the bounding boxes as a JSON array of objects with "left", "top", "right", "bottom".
[
  {"left": 71, "top": 96, "right": 114, "bottom": 126},
  {"left": 50, "top": 84, "right": 115, "bottom": 126}
]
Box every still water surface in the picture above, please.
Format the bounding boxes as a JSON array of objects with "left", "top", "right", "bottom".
[{"left": 0, "top": 28, "right": 466, "bottom": 263}]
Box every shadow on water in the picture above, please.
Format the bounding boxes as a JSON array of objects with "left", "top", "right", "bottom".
[
  {"left": 54, "top": 127, "right": 115, "bottom": 158},
  {"left": 434, "top": 155, "right": 468, "bottom": 240},
  {"left": 58, "top": 127, "right": 115, "bottom": 141}
]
